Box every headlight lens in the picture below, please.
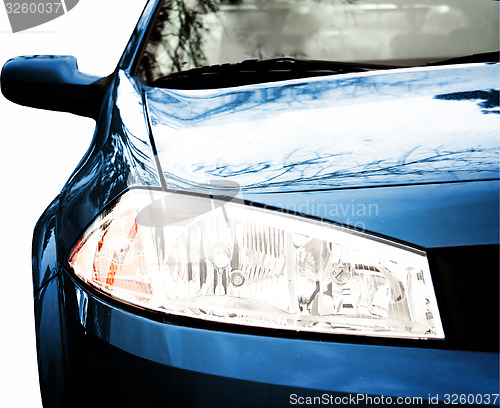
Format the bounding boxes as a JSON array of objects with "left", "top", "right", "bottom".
[{"left": 68, "top": 189, "right": 444, "bottom": 340}]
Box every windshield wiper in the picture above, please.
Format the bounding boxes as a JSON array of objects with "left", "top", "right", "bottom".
[
  {"left": 151, "top": 52, "right": 499, "bottom": 89},
  {"left": 426, "top": 51, "right": 499, "bottom": 66},
  {"left": 152, "top": 57, "right": 397, "bottom": 89}
]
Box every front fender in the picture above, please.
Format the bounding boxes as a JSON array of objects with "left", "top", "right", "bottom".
[{"left": 32, "top": 197, "right": 71, "bottom": 408}]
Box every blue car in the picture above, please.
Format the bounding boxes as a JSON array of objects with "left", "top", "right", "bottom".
[{"left": 1, "top": 0, "right": 499, "bottom": 406}]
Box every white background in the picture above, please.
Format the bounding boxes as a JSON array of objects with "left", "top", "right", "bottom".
[{"left": 0, "top": 1, "right": 148, "bottom": 405}]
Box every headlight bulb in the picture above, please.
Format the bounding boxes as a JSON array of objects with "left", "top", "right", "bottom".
[
  {"left": 208, "top": 243, "right": 232, "bottom": 269},
  {"left": 208, "top": 243, "right": 232, "bottom": 295}
]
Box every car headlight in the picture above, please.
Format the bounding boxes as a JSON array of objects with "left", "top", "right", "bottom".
[{"left": 68, "top": 189, "right": 444, "bottom": 340}]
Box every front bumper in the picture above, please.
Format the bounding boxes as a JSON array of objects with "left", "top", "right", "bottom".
[{"left": 42, "top": 269, "right": 499, "bottom": 407}]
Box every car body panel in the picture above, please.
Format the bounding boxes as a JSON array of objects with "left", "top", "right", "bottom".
[
  {"left": 29, "top": 63, "right": 500, "bottom": 407},
  {"left": 147, "top": 63, "right": 499, "bottom": 194},
  {"left": 19, "top": 0, "right": 500, "bottom": 405},
  {"left": 32, "top": 197, "right": 70, "bottom": 407},
  {"left": 46, "top": 66, "right": 500, "bottom": 263},
  {"left": 54, "top": 71, "right": 161, "bottom": 259},
  {"left": 145, "top": 63, "right": 499, "bottom": 248},
  {"left": 245, "top": 180, "right": 500, "bottom": 248},
  {"left": 63, "top": 273, "right": 499, "bottom": 400},
  {"left": 31, "top": 206, "right": 500, "bottom": 407}
]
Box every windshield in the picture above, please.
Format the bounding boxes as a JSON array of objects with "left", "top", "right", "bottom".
[{"left": 138, "top": 0, "right": 499, "bottom": 82}]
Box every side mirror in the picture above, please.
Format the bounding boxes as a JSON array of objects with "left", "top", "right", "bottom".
[{"left": 1, "top": 55, "right": 112, "bottom": 119}]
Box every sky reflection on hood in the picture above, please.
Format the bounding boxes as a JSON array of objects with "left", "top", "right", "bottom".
[{"left": 146, "top": 63, "right": 499, "bottom": 195}]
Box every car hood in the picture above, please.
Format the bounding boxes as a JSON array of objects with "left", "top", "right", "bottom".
[
  {"left": 146, "top": 63, "right": 499, "bottom": 193},
  {"left": 143, "top": 63, "right": 499, "bottom": 247}
]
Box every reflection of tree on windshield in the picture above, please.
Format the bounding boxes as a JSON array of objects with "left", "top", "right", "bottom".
[
  {"left": 138, "top": 0, "right": 358, "bottom": 81},
  {"left": 162, "top": 0, "right": 219, "bottom": 71},
  {"left": 138, "top": 0, "right": 499, "bottom": 83},
  {"left": 139, "top": 0, "right": 219, "bottom": 81}
]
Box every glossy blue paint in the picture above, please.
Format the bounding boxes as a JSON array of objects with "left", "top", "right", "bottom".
[
  {"left": 118, "top": 0, "right": 163, "bottom": 73},
  {"left": 63, "top": 274, "right": 499, "bottom": 399},
  {"left": 27, "top": 59, "right": 499, "bottom": 408},
  {"left": 245, "top": 180, "right": 500, "bottom": 248},
  {"left": 11, "top": 0, "right": 499, "bottom": 405},
  {"left": 147, "top": 63, "right": 499, "bottom": 194},
  {"left": 26, "top": 62, "right": 500, "bottom": 408},
  {"left": 55, "top": 71, "right": 161, "bottom": 260},
  {"left": 32, "top": 197, "right": 71, "bottom": 406},
  {"left": 34, "top": 278, "right": 69, "bottom": 407},
  {"left": 32, "top": 197, "right": 59, "bottom": 296}
]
